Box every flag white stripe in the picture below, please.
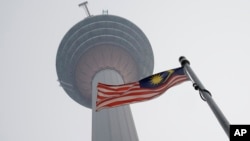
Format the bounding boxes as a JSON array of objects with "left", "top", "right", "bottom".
[
  {"left": 96, "top": 92, "right": 162, "bottom": 110},
  {"left": 97, "top": 76, "right": 187, "bottom": 103},
  {"left": 97, "top": 75, "right": 187, "bottom": 99},
  {"left": 97, "top": 76, "right": 188, "bottom": 105},
  {"left": 98, "top": 83, "right": 140, "bottom": 93},
  {"left": 96, "top": 71, "right": 189, "bottom": 111}
]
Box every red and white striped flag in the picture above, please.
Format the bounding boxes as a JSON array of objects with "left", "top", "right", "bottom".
[{"left": 96, "top": 67, "right": 189, "bottom": 111}]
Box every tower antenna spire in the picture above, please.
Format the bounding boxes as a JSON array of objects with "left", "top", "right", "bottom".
[{"left": 79, "top": 1, "right": 91, "bottom": 17}]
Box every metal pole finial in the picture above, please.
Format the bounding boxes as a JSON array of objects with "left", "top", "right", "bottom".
[{"left": 179, "top": 56, "right": 190, "bottom": 66}]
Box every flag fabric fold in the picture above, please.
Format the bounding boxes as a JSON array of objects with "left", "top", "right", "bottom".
[{"left": 96, "top": 67, "right": 189, "bottom": 111}]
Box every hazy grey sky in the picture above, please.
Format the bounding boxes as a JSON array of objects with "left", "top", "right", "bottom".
[{"left": 1, "top": 0, "right": 250, "bottom": 141}]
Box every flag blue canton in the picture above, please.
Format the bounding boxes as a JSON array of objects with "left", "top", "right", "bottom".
[{"left": 139, "top": 67, "right": 186, "bottom": 88}]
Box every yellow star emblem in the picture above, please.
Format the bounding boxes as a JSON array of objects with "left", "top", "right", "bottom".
[{"left": 150, "top": 74, "right": 163, "bottom": 85}]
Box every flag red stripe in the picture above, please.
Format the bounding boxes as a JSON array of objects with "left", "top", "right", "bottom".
[
  {"left": 96, "top": 75, "right": 188, "bottom": 103},
  {"left": 97, "top": 92, "right": 162, "bottom": 111},
  {"left": 97, "top": 75, "right": 188, "bottom": 100},
  {"left": 97, "top": 76, "right": 187, "bottom": 104},
  {"left": 96, "top": 75, "right": 189, "bottom": 110},
  {"left": 97, "top": 82, "right": 138, "bottom": 91}
]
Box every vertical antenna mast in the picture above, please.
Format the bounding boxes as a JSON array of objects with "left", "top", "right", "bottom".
[{"left": 79, "top": 1, "right": 91, "bottom": 17}]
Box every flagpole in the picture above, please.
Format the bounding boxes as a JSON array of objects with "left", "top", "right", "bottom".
[{"left": 179, "top": 56, "right": 230, "bottom": 138}]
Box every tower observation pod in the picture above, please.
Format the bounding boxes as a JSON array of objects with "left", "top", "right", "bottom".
[{"left": 56, "top": 14, "right": 154, "bottom": 141}]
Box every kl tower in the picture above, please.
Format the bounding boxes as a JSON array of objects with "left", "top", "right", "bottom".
[{"left": 56, "top": 2, "right": 154, "bottom": 141}]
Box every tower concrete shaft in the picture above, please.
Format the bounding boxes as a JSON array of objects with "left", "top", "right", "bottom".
[{"left": 92, "top": 69, "right": 138, "bottom": 141}]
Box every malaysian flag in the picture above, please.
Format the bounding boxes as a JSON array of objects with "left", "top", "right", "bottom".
[{"left": 96, "top": 67, "right": 190, "bottom": 111}]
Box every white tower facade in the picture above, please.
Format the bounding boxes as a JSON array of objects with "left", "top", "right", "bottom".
[{"left": 56, "top": 15, "right": 154, "bottom": 140}]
